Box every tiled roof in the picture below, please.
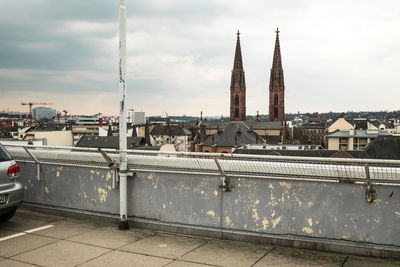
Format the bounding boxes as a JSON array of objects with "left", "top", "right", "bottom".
[
  {"left": 33, "top": 124, "right": 66, "bottom": 131},
  {"left": 243, "top": 121, "right": 282, "bottom": 130},
  {"left": 75, "top": 136, "right": 145, "bottom": 149},
  {"left": 201, "top": 122, "right": 261, "bottom": 147},
  {"left": 150, "top": 125, "right": 191, "bottom": 136},
  {"left": 365, "top": 136, "right": 400, "bottom": 159}
]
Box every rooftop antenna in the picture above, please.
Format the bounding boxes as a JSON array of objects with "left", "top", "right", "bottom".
[{"left": 118, "top": 0, "right": 129, "bottom": 231}]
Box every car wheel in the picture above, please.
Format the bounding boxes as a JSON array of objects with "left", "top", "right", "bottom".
[{"left": 0, "top": 208, "right": 16, "bottom": 222}]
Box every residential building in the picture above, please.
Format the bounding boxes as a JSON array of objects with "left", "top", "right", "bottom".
[
  {"left": 150, "top": 125, "right": 192, "bottom": 152},
  {"left": 243, "top": 121, "right": 282, "bottom": 144},
  {"left": 26, "top": 124, "right": 73, "bottom": 146},
  {"left": 71, "top": 125, "right": 99, "bottom": 145},
  {"left": 293, "top": 123, "right": 327, "bottom": 147},
  {"left": 328, "top": 117, "right": 354, "bottom": 133},
  {"left": 193, "top": 122, "right": 263, "bottom": 153},
  {"left": 326, "top": 129, "right": 392, "bottom": 150}
]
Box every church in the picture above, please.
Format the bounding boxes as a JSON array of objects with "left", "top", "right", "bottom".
[{"left": 229, "top": 29, "right": 285, "bottom": 122}]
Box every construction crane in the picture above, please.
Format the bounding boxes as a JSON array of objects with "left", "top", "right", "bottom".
[{"left": 21, "top": 102, "right": 53, "bottom": 126}]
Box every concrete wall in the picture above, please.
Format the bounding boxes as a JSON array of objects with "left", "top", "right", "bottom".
[{"left": 18, "top": 161, "right": 400, "bottom": 256}]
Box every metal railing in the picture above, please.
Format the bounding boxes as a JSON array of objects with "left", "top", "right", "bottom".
[{"left": 4, "top": 144, "right": 400, "bottom": 186}]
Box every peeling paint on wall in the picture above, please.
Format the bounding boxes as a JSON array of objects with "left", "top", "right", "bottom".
[
  {"left": 262, "top": 217, "right": 269, "bottom": 230},
  {"left": 252, "top": 208, "right": 260, "bottom": 221},
  {"left": 206, "top": 210, "right": 215, "bottom": 217},
  {"left": 98, "top": 187, "right": 108, "bottom": 203},
  {"left": 268, "top": 184, "right": 274, "bottom": 189},
  {"left": 272, "top": 216, "right": 282, "bottom": 229},
  {"left": 279, "top": 182, "right": 292, "bottom": 189}
]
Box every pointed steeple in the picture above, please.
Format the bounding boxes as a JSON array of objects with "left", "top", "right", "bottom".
[
  {"left": 230, "top": 30, "right": 246, "bottom": 121},
  {"left": 272, "top": 28, "right": 282, "bottom": 69},
  {"left": 268, "top": 28, "right": 285, "bottom": 122},
  {"left": 233, "top": 30, "right": 243, "bottom": 70}
]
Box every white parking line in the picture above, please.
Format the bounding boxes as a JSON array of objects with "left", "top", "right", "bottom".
[
  {"left": 24, "top": 224, "right": 54, "bottom": 233},
  {"left": 0, "top": 224, "right": 54, "bottom": 242}
]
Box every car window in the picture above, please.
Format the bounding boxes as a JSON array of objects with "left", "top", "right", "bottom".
[{"left": 0, "top": 144, "right": 12, "bottom": 162}]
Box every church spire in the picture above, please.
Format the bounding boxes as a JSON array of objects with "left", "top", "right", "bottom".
[
  {"left": 233, "top": 30, "right": 243, "bottom": 70},
  {"left": 268, "top": 28, "right": 285, "bottom": 122},
  {"left": 230, "top": 30, "right": 246, "bottom": 121},
  {"left": 272, "top": 28, "right": 282, "bottom": 69}
]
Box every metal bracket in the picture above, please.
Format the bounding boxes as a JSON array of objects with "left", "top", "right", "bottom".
[
  {"left": 23, "top": 147, "right": 42, "bottom": 181},
  {"left": 214, "top": 158, "right": 235, "bottom": 192},
  {"left": 98, "top": 148, "right": 119, "bottom": 189},
  {"left": 364, "top": 163, "right": 376, "bottom": 203}
]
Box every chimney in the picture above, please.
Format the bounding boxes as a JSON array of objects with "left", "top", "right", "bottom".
[
  {"left": 132, "top": 126, "right": 137, "bottom": 137},
  {"left": 256, "top": 135, "right": 259, "bottom": 144},
  {"left": 107, "top": 124, "right": 113, "bottom": 136},
  {"left": 99, "top": 117, "right": 103, "bottom": 127},
  {"left": 234, "top": 134, "right": 238, "bottom": 146},
  {"left": 145, "top": 122, "right": 151, "bottom": 145}
]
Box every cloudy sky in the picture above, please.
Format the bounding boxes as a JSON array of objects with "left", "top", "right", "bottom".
[{"left": 1, "top": 0, "right": 399, "bottom": 117}]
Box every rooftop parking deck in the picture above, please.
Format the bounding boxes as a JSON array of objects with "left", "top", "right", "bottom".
[
  {"left": 2, "top": 144, "right": 400, "bottom": 259},
  {"left": 1, "top": 208, "right": 400, "bottom": 267}
]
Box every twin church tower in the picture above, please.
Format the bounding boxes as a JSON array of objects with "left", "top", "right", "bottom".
[{"left": 230, "top": 29, "right": 285, "bottom": 122}]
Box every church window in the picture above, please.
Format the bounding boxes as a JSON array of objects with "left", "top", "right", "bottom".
[
  {"left": 235, "top": 108, "right": 239, "bottom": 118},
  {"left": 274, "top": 107, "right": 278, "bottom": 118},
  {"left": 274, "top": 94, "right": 278, "bottom": 105},
  {"left": 235, "top": 95, "right": 239, "bottom": 106}
]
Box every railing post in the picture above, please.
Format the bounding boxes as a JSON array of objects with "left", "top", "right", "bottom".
[
  {"left": 98, "top": 149, "right": 119, "bottom": 189},
  {"left": 364, "top": 163, "right": 376, "bottom": 203},
  {"left": 23, "top": 147, "right": 42, "bottom": 181},
  {"left": 118, "top": 0, "right": 129, "bottom": 231},
  {"left": 214, "top": 158, "right": 235, "bottom": 192}
]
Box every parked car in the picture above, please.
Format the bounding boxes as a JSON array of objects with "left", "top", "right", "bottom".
[{"left": 0, "top": 144, "right": 23, "bottom": 221}]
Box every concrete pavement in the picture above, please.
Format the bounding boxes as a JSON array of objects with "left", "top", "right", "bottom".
[{"left": 0, "top": 209, "right": 399, "bottom": 266}]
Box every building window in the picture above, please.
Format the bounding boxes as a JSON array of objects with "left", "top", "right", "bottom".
[
  {"left": 274, "top": 94, "right": 278, "bottom": 105},
  {"left": 235, "top": 95, "right": 239, "bottom": 106},
  {"left": 235, "top": 108, "right": 239, "bottom": 118},
  {"left": 274, "top": 107, "right": 278, "bottom": 118}
]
